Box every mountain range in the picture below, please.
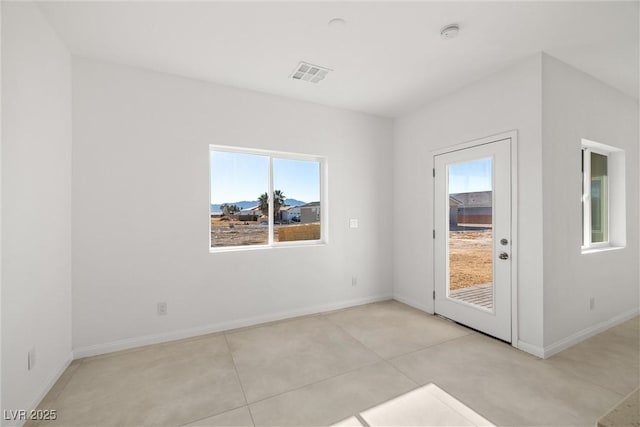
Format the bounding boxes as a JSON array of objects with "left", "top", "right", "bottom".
[{"left": 211, "top": 198, "right": 306, "bottom": 212}]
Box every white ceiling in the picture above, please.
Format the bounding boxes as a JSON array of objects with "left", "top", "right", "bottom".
[{"left": 38, "top": 1, "right": 639, "bottom": 118}]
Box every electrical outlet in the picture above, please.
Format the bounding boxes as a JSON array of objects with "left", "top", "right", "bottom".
[
  {"left": 157, "top": 302, "right": 168, "bottom": 316},
  {"left": 351, "top": 276, "right": 358, "bottom": 286},
  {"left": 28, "top": 348, "right": 36, "bottom": 371},
  {"left": 589, "top": 297, "right": 595, "bottom": 311}
]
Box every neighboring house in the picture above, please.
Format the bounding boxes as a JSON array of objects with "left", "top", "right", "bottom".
[
  {"left": 300, "top": 201, "right": 320, "bottom": 223},
  {"left": 278, "top": 205, "right": 301, "bottom": 222},
  {"left": 451, "top": 191, "right": 493, "bottom": 225},
  {"left": 449, "top": 196, "right": 463, "bottom": 228},
  {"left": 239, "top": 206, "right": 261, "bottom": 221},
  {"left": 240, "top": 206, "right": 260, "bottom": 215}
]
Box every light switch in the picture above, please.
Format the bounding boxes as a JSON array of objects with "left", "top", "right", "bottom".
[{"left": 349, "top": 219, "right": 359, "bottom": 229}]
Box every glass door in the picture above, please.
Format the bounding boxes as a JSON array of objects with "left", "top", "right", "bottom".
[{"left": 434, "top": 138, "right": 512, "bottom": 342}]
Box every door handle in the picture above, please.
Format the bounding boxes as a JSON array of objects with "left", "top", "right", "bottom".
[{"left": 499, "top": 252, "right": 509, "bottom": 260}]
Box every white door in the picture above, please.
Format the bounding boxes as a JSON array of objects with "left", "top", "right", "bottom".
[{"left": 434, "top": 138, "right": 512, "bottom": 342}]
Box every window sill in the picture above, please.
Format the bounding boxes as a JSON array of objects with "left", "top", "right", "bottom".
[
  {"left": 581, "top": 245, "right": 625, "bottom": 255},
  {"left": 210, "top": 241, "right": 326, "bottom": 253}
]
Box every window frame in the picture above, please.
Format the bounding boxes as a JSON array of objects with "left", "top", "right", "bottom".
[
  {"left": 582, "top": 146, "right": 610, "bottom": 250},
  {"left": 209, "top": 145, "right": 327, "bottom": 252}
]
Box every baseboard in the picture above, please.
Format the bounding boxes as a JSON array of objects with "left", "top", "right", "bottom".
[
  {"left": 516, "top": 340, "right": 545, "bottom": 358},
  {"left": 73, "top": 294, "right": 393, "bottom": 359},
  {"left": 543, "top": 307, "right": 640, "bottom": 359},
  {"left": 392, "top": 293, "right": 433, "bottom": 314},
  {"left": 14, "top": 353, "right": 74, "bottom": 427}
]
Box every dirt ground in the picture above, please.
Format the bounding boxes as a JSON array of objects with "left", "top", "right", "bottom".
[
  {"left": 449, "top": 229, "right": 493, "bottom": 290},
  {"left": 211, "top": 218, "right": 269, "bottom": 247},
  {"left": 211, "top": 218, "right": 316, "bottom": 246}
]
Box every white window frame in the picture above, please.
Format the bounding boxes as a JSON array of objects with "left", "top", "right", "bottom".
[
  {"left": 582, "top": 146, "right": 610, "bottom": 250},
  {"left": 581, "top": 139, "right": 625, "bottom": 254},
  {"left": 209, "top": 145, "right": 327, "bottom": 252}
]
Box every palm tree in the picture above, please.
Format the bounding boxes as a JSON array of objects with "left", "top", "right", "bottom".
[
  {"left": 258, "top": 193, "right": 269, "bottom": 216},
  {"left": 273, "top": 190, "right": 285, "bottom": 221},
  {"left": 257, "top": 190, "right": 286, "bottom": 221}
]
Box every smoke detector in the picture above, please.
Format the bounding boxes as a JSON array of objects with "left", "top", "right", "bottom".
[
  {"left": 290, "top": 62, "right": 331, "bottom": 84},
  {"left": 328, "top": 18, "right": 347, "bottom": 30},
  {"left": 440, "top": 24, "right": 460, "bottom": 39}
]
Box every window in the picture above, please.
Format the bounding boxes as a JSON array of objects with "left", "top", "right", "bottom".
[
  {"left": 210, "top": 146, "right": 324, "bottom": 250},
  {"left": 582, "top": 149, "right": 608, "bottom": 246},
  {"left": 581, "top": 139, "right": 625, "bottom": 252}
]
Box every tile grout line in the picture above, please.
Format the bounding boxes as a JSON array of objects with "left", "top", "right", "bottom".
[
  {"left": 322, "top": 307, "right": 477, "bottom": 363},
  {"left": 386, "top": 332, "right": 481, "bottom": 364},
  {"left": 221, "top": 314, "right": 381, "bottom": 408},
  {"left": 355, "top": 413, "right": 371, "bottom": 427},
  {"left": 223, "top": 312, "right": 325, "bottom": 338},
  {"left": 313, "top": 314, "right": 439, "bottom": 405},
  {"left": 223, "top": 333, "right": 257, "bottom": 427},
  {"left": 382, "top": 330, "right": 476, "bottom": 362},
  {"left": 321, "top": 308, "right": 491, "bottom": 392},
  {"left": 244, "top": 358, "right": 383, "bottom": 407},
  {"left": 319, "top": 309, "right": 424, "bottom": 388},
  {"left": 320, "top": 313, "right": 387, "bottom": 359},
  {"left": 323, "top": 375, "right": 433, "bottom": 427},
  {"left": 428, "top": 386, "right": 496, "bottom": 426},
  {"left": 180, "top": 312, "right": 387, "bottom": 415},
  {"left": 176, "top": 404, "right": 249, "bottom": 427},
  {"left": 237, "top": 311, "right": 468, "bottom": 413},
  {"left": 384, "top": 359, "right": 421, "bottom": 388}
]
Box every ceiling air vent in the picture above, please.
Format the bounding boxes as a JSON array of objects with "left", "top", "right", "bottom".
[{"left": 290, "top": 62, "right": 331, "bottom": 84}]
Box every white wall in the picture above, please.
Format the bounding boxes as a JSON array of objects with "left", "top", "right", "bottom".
[
  {"left": 71, "top": 58, "right": 393, "bottom": 355},
  {"left": 541, "top": 54, "right": 639, "bottom": 348},
  {"left": 393, "top": 52, "right": 639, "bottom": 356},
  {"left": 392, "top": 55, "right": 545, "bottom": 350},
  {"left": 1, "top": 3, "right": 72, "bottom": 425}
]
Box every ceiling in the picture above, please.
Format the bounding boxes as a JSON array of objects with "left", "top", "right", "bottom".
[{"left": 38, "top": 1, "right": 639, "bottom": 118}]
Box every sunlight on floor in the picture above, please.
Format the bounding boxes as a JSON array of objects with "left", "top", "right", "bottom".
[{"left": 332, "top": 383, "right": 495, "bottom": 427}]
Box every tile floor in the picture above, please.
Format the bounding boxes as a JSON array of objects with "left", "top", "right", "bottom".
[{"left": 29, "top": 300, "right": 639, "bottom": 427}]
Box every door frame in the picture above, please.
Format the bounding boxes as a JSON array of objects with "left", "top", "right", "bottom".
[{"left": 431, "top": 130, "right": 519, "bottom": 348}]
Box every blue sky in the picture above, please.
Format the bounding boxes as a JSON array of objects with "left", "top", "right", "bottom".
[
  {"left": 273, "top": 158, "right": 320, "bottom": 202},
  {"left": 210, "top": 151, "right": 320, "bottom": 204},
  {"left": 448, "top": 158, "right": 492, "bottom": 194}
]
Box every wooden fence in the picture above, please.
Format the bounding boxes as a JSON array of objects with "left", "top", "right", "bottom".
[{"left": 278, "top": 223, "right": 320, "bottom": 242}]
